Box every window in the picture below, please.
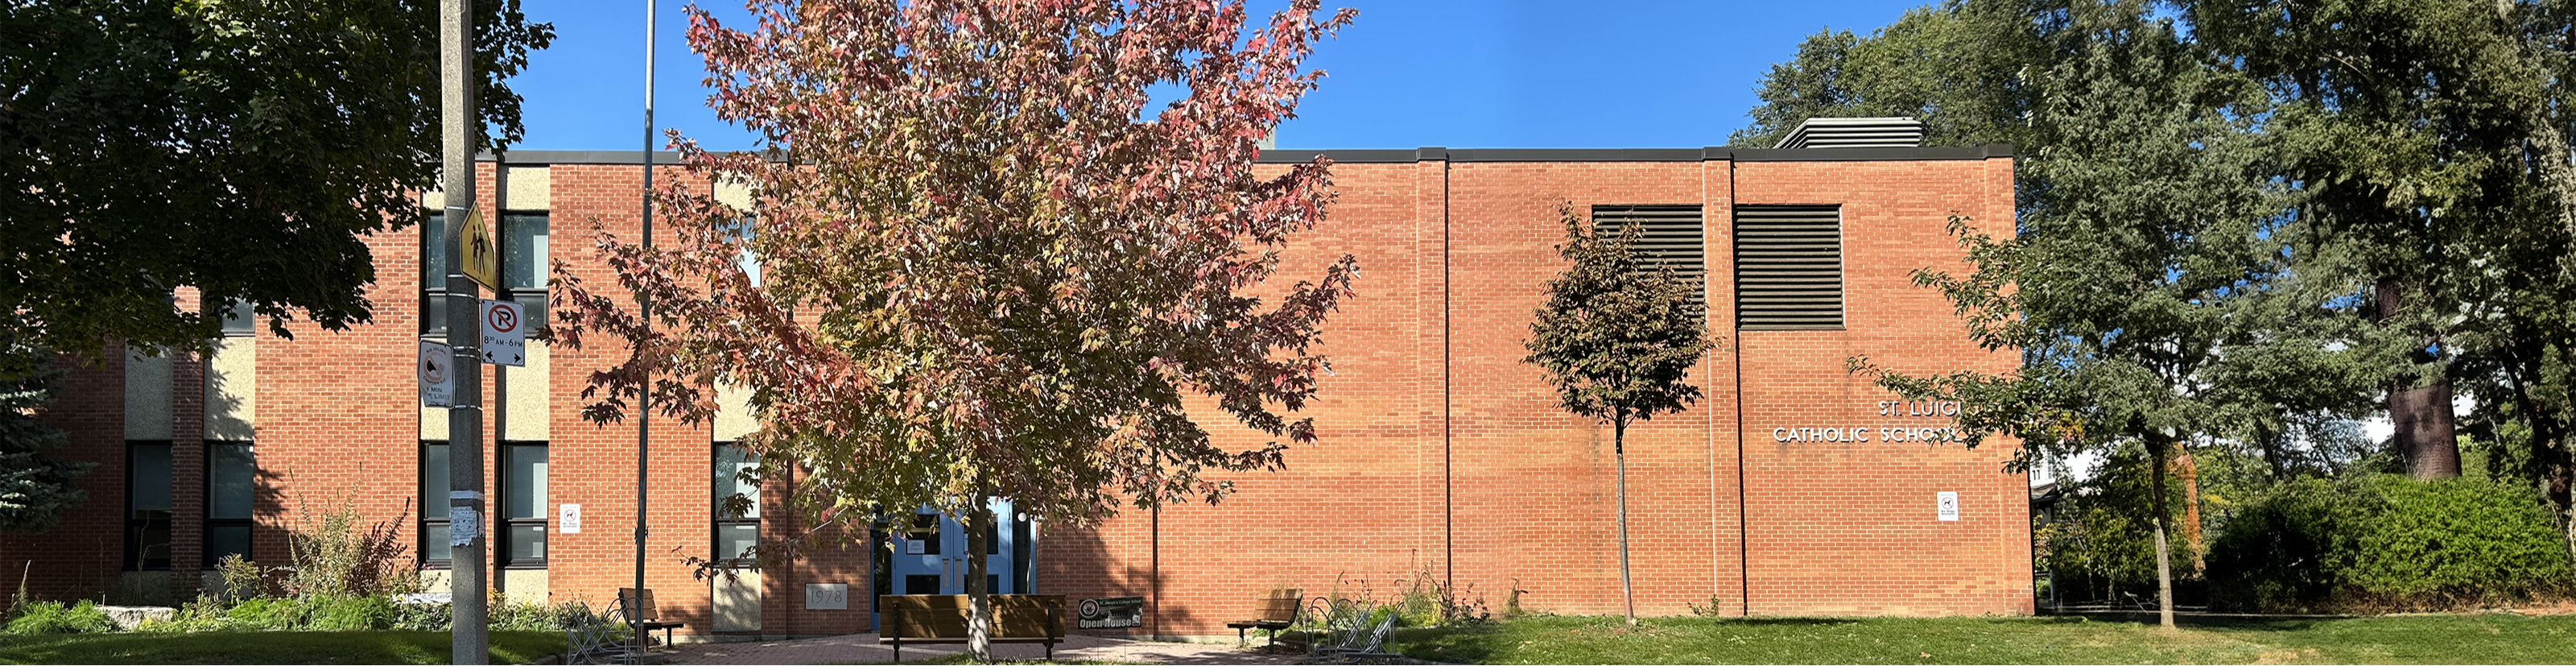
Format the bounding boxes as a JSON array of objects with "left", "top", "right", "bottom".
[
  {"left": 907, "top": 513, "right": 942, "bottom": 556},
  {"left": 420, "top": 442, "right": 451, "bottom": 565},
  {"left": 206, "top": 442, "right": 254, "bottom": 565},
  {"left": 500, "top": 443, "right": 548, "bottom": 567},
  {"left": 1732, "top": 204, "right": 1845, "bottom": 329},
  {"left": 126, "top": 442, "right": 173, "bottom": 570},
  {"left": 731, "top": 217, "right": 760, "bottom": 287},
  {"left": 712, "top": 443, "right": 760, "bottom": 566},
  {"left": 422, "top": 442, "right": 545, "bottom": 567},
  {"left": 219, "top": 300, "right": 255, "bottom": 337},
  {"left": 1591, "top": 205, "right": 1707, "bottom": 302},
  {"left": 501, "top": 213, "right": 548, "bottom": 320},
  {"left": 421, "top": 210, "right": 450, "bottom": 334},
  {"left": 423, "top": 211, "right": 547, "bottom": 333}
]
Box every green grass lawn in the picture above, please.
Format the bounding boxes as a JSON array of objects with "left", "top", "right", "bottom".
[
  {"left": 1386, "top": 614, "right": 2576, "bottom": 664},
  {"left": 0, "top": 631, "right": 566, "bottom": 664}
]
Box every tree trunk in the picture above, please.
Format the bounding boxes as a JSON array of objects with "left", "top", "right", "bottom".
[
  {"left": 2377, "top": 277, "right": 2460, "bottom": 479},
  {"left": 2149, "top": 434, "right": 2175, "bottom": 630},
  {"left": 963, "top": 498, "right": 993, "bottom": 662},
  {"left": 2174, "top": 445, "right": 2205, "bottom": 576},
  {"left": 1614, "top": 416, "right": 1637, "bottom": 626},
  {"left": 2392, "top": 377, "right": 2461, "bottom": 479}
]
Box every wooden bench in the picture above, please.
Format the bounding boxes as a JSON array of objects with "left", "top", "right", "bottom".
[
  {"left": 877, "top": 594, "right": 1065, "bottom": 663},
  {"left": 617, "top": 588, "right": 687, "bottom": 650},
  {"left": 1225, "top": 588, "right": 1302, "bottom": 650}
]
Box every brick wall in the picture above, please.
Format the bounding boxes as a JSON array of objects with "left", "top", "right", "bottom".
[
  {"left": 4, "top": 150, "right": 2025, "bottom": 635},
  {"left": 1038, "top": 152, "right": 2030, "bottom": 635}
]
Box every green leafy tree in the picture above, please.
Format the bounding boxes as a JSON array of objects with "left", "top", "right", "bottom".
[
  {"left": 545, "top": 1, "right": 1355, "bottom": 659},
  {"left": 2191, "top": 0, "right": 2576, "bottom": 511},
  {"left": 0, "top": 345, "right": 90, "bottom": 533},
  {"left": 1841, "top": 1, "right": 2289, "bottom": 628},
  {"left": 1731, "top": 0, "right": 2047, "bottom": 151},
  {"left": 1522, "top": 208, "right": 1713, "bottom": 625},
  {"left": 1, "top": 0, "right": 553, "bottom": 358}
]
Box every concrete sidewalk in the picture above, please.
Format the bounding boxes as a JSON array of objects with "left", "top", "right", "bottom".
[{"left": 664, "top": 633, "right": 1307, "bottom": 664}]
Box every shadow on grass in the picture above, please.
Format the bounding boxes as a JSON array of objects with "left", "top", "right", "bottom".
[
  {"left": 2045, "top": 611, "right": 2333, "bottom": 632},
  {"left": 1707, "top": 618, "right": 1860, "bottom": 627},
  {"left": 0, "top": 630, "right": 564, "bottom": 665},
  {"left": 1385, "top": 625, "right": 1505, "bottom": 664}
]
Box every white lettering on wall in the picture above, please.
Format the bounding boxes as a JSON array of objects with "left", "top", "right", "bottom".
[
  {"left": 1769, "top": 399, "right": 1968, "bottom": 444},
  {"left": 1876, "top": 399, "right": 1962, "bottom": 417}
]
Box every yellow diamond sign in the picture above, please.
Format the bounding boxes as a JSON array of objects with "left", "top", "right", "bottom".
[{"left": 455, "top": 206, "right": 498, "bottom": 293}]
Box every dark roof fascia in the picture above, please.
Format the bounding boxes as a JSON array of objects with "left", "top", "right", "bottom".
[
  {"left": 1253, "top": 144, "right": 2013, "bottom": 164},
  {"left": 1730, "top": 145, "right": 2010, "bottom": 161},
  {"left": 474, "top": 144, "right": 2016, "bottom": 165},
  {"left": 472, "top": 150, "right": 758, "bottom": 164}
]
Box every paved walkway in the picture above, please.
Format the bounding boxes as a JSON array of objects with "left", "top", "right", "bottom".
[{"left": 665, "top": 633, "right": 1306, "bottom": 664}]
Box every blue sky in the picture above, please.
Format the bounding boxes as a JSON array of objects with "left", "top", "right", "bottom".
[{"left": 514, "top": 1, "right": 1933, "bottom": 151}]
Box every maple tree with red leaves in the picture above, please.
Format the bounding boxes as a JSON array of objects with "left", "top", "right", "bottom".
[{"left": 542, "top": 1, "right": 1356, "bottom": 657}]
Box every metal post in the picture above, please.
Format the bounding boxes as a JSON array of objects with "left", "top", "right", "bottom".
[
  {"left": 440, "top": 1, "right": 488, "bottom": 663},
  {"left": 634, "top": 0, "right": 656, "bottom": 638}
]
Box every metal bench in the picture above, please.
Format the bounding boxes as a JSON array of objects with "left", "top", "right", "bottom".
[
  {"left": 877, "top": 594, "right": 1064, "bottom": 663},
  {"left": 1226, "top": 588, "right": 1302, "bottom": 651},
  {"left": 616, "top": 588, "right": 686, "bottom": 651}
]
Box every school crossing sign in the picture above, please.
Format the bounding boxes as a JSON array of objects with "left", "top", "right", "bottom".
[{"left": 454, "top": 206, "right": 500, "bottom": 292}]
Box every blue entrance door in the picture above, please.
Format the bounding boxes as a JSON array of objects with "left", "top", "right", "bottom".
[{"left": 889, "top": 499, "right": 1022, "bottom": 596}]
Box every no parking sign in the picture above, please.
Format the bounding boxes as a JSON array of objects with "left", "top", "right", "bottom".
[{"left": 479, "top": 299, "right": 526, "bottom": 366}]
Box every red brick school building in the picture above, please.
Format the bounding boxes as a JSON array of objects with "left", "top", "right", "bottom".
[{"left": 3, "top": 126, "right": 2027, "bottom": 639}]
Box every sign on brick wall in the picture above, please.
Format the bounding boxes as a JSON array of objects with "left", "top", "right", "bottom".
[{"left": 1078, "top": 597, "right": 1143, "bottom": 629}]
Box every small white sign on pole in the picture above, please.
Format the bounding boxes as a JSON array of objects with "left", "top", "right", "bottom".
[
  {"left": 419, "top": 340, "right": 454, "bottom": 407},
  {"left": 478, "top": 299, "right": 526, "bottom": 366},
  {"left": 1937, "top": 491, "right": 1961, "bottom": 521},
  {"left": 559, "top": 503, "right": 582, "bottom": 534},
  {"left": 449, "top": 505, "right": 480, "bottom": 547}
]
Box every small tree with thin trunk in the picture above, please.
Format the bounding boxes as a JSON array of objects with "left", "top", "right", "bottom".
[{"left": 1523, "top": 205, "right": 1713, "bottom": 625}]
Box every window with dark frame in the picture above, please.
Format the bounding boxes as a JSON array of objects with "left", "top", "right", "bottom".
[
  {"left": 908, "top": 513, "right": 942, "bottom": 556},
  {"left": 205, "top": 441, "right": 254, "bottom": 565},
  {"left": 421, "top": 210, "right": 449, "bottom": 334},
  {"left": 126, "top": 441, "right": 174, "bottom": 570},
  {"left": 712, "top": 442, "right": 760, "bottom": 567},
  {"left": 219, "top": 300, "right": 255, "bottom": 337},
  {"left": 500, "top": 213, "right": 548, "bottom": 325},
  {"left": 500, "top": 443, "right": 548, "bottom": 568},
  {"left": 729, "top": 215, "right": 761, "bottom": 288},
  {"left": 420, "top": 442, "right": 451, "bottom": 566}
]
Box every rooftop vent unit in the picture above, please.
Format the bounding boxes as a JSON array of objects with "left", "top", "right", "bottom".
[{"left": 1773, "top": 117, "right": 1924, "bottom": 149}]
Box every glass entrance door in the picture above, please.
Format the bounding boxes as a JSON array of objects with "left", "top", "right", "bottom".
[{"left": 887, "top": 499, "right": 1021, "bottom": 596}]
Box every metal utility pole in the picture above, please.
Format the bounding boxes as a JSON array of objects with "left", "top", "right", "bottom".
[
  {"left": 634, "top": 0, "right": 658, "bottom": 631},
  {"left": 441, "top": 0, "right": 489, "bottom": 663}
]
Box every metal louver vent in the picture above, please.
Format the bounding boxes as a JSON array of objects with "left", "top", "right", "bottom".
[
  {"left": 1591, "top": 205, "right": 1705, "bottom": 302},
  {"left": 1734, "top": 205, "right": 1843, "bottom": 329},
  {"left": 1773, "top": 117, "right": 1925, "bottom": 149}
]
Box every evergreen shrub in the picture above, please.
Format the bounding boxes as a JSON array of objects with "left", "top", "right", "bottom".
[{"left": 2209, "top": 474, "right": 2572, "bottom": 611}]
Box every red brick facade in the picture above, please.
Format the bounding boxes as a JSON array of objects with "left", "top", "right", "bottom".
[
  {"left": 2, "top": 146, "right": 2025, "bottom": 637},
  {"left": 1039, "top": 147, "right": 2029, "bottom": 635}
]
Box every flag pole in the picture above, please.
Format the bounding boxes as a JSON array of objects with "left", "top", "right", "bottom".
[{"left": 634, "top": 0, "right": 657, "bottom": 638}]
